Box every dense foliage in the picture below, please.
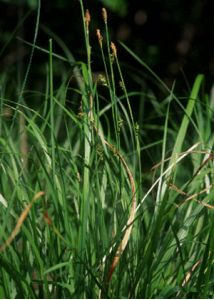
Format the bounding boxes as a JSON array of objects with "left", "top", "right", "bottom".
[{"left": 0, "top": 0, "right": 213, "bottom": 298}]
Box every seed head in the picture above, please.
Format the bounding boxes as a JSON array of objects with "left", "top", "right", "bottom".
[
  {"left": 85, "top": 9, "right": 91, "bottom": 28},
  {"left": 110, "top": 42, "right": 117, "bottom": 57},
  {"left": 96, "top": 29, "right": 103, "bottom": 47},
  {"left": 102, "top": 8, "right": 107, "bottom": 24}
]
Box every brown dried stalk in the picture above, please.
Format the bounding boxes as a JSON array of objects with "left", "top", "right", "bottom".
[
  {"left": 176, "top": 259, "right": 202, "bottom": 297},
  {"left": 91, "top": 111, "right": 136, "bottom": 285},
  {"left": 0, "top": 191, "right": 45, "bottom": 252}
]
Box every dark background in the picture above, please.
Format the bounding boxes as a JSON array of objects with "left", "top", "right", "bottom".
[{"left": 0, "top": 0, "right": 213, "bottom": 94}]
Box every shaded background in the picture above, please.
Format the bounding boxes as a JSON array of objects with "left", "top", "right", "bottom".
[{"left": 0, "top": 0, "right": 213, "bottom": 95}]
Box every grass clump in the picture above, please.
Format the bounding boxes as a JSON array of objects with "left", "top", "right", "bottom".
[{"left": 0, "top": 1, "right": 213, "bottom": 298}]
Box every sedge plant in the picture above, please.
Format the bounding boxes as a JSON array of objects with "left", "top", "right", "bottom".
[{"left": 0, "top": 1, "right": 213, "bottom": 298}]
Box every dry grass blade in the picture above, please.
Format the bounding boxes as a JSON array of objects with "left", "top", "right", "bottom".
[
  {"left": 151, "top": 149, "right": 211, "bottom": 172},
  {"left": 135, "top": 142, "right": 200, "bottom": 214},
  {"left": 184, "top": 185, "right": 212, "bottom": 202},
  {"left": 194, "top": 199, "right": 214, "bottom": 209},
  {"left": 93, "top": 123, "right": 136, "bottom": 284},
  {"left": 0, "top": 191, "right": 45, "bottom": 252},
  {"left": 168, "top": 170, "right": 214, "bottom": 210},
  {"left": 177, "top": 185, "right": 213, "bottom": 207},
  {"left": 182, "top": 259, "right": 202, "bottom": 286},
  {"left": 176, "top": 259, "right": 202, "bottom": 297},
  {"left": 106, "top": 150, "right": 136, "bottom": 283}
]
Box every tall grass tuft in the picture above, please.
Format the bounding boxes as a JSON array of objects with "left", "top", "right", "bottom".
[{"left": 0, "top": 1, "right": 213, "bottom": 298}]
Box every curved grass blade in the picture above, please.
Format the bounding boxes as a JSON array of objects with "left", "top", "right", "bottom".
[{"left": 0, "top": 191, "right": 44, "bottom": 253}]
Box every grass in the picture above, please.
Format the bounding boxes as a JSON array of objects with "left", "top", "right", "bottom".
[{"left": 0, "top": 1, "right": 214, "bottom": 298}]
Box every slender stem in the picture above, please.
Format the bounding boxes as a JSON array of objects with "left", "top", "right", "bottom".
[{"left": 49, "top": 39, "right": 56, "bottom": 180}]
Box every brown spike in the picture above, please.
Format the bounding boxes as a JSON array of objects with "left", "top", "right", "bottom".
[
  {"left": 85, "top": 9, "right": 91, "bottom": 29},
  {"left": 102, "top": 8, "right": 107, "bottom": 23},
  {"left": 96, "top": 29, "right": 103, "bottom": 47},
  {"left": 111, "top": 42, "right": 117, "bottom": 57}
]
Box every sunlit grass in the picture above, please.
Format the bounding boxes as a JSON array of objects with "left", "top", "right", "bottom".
[{"left": 0, "top": 0, "right": 213, "bottom": 298}]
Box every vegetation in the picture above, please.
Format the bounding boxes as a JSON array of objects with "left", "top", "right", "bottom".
[{"left": 0, "top": 1, "right": 213, "bottom": 298}]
